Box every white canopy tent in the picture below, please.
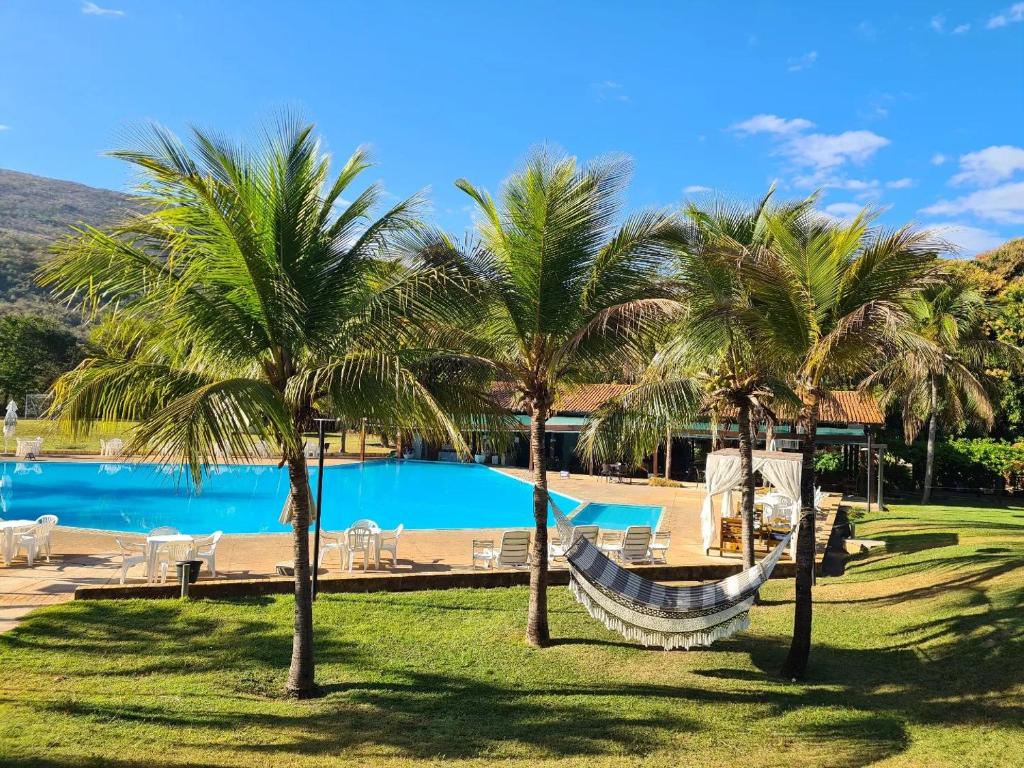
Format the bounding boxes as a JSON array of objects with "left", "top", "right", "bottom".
[{"left": 701, "top": 448, "right": 802, "bottom": 556}]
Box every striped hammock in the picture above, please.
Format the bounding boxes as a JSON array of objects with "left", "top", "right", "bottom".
[{"left": 553, "top": 500, "right": 792, "bottom": 650}]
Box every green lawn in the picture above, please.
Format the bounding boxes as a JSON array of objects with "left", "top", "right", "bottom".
[
  {"left": 1, "top": 420, "right": 392, "bottom": 455},
  {"left": 1, "top": 502, "right": 1022, "bottom": 767}
]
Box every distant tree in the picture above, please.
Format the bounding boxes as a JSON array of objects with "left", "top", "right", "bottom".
[
  {"left": 866, "top": 275, "right": 1024, "bottom": 504},
  {"left": 0, "top": 313, "right": 80, "bottom": 403}
]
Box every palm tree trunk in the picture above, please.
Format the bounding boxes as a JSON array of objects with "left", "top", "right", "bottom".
[
  {"left": 339, "top": 425, "right": 347, "bottom": 454},
  {"left": 922, "top": 378, "right": 938, "bottom": 504},
  {"left": 781, "top": 400, "right": 818, "bottom": 681},
  {"left": 736, "top": 401, "right": 756, "bottom": 569},
  {"left": 285, "top": 448, "right": 316, "bottom": 698},
  {"left": 664, "top": 426, "right": 672, "bottom": 480},
  {"left": 526, "top": 406, "right": 550, "bottom": 647}
]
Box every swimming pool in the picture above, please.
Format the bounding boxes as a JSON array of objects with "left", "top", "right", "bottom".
[{"left": 0, "top": 460, "right": 661, "bottom": 534}]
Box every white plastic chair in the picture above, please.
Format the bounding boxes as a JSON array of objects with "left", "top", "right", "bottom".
[
  {"left": 193, "top": 531, "right": 223, "bottom": 577},
  {"left": 602, "top": 526, "right": 653, "bottom": 564},
  {"left": 33, "top": 514, "right": 58, "bottom": 562},
  {"left": 15, "top": 437, "right": 43, "bottom": 458},
  {"left": 149, "top": 526, "right": 180, "bottom": 537},
  {"left": 13, "top": 525, "right": 39, "bottom": 566},
  {"left": 473, "top": 530, "right": 530, "bottom": 569},
  {"left": 116, "top": 536, "right": 148, "bottom": 584},
  {"left": 344, "top": 525, "right": 376, "bottom": 572},
  {"left": 317, "top": 530, "right": 347, "bottom": 571},
  {"left": 156, "top": 540, "right": 195, "bottom": 584},
  {"left": 549, "top": 524, "right": 599, "bottom": 560},
  {"left": 99, "top": 438, "right": 124, "bottom": 457},
  {"left": 377, "top": 524, "right": 404, "bottom": 567}
]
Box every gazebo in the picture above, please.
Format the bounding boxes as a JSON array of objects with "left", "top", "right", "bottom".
[{"left": 700, "top": 448, "right": 803, "bottom": 555}]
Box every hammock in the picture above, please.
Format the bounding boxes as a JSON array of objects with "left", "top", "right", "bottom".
[{"left": 553, "top": 500, "right": 792, "bottom": 650}]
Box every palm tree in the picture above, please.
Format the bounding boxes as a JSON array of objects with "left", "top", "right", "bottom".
[
  {"left": 865, "top": 275, "right": 1022, "bottom": 503},
  {"left": 419, "top": 150, "right": 681, "bottom": 646},
  {"left": 751, "top": 208, "right": 940, "bottom": 679},
  {"left": 39, "top": 118, "right": 491, "bottom": 697},
  {"left": 670, "top": 194, "right": 798, "bottom": 568}
]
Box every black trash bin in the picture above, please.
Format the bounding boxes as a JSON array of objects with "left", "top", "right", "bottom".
[{"left": 175, "top": 560, "right": 203, "bottom": 584}]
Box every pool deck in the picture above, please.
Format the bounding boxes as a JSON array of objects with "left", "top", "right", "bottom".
[{"left": 0, "top": 459, "right": 838, "bottom": 631}]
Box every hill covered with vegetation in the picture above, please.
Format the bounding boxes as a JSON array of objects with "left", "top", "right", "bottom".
[{"left": 0, "top": 168, "right": 129, "bottom": 320}]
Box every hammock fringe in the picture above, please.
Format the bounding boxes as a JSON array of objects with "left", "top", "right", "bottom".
[{"left": 570, "top": 578, "right": 751, "bottom": 650}]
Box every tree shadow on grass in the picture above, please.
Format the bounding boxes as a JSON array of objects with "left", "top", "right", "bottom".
[
  {"left": 883, "top": 531, "right": 959, "bottom": 554},
  {"left": 28, "top": 670, "right": 700, "bottom": 762}
]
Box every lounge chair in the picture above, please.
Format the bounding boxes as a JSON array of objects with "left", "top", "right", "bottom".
[
  {"left": 601, "top": 525, "right": 653, "bottom": 564},
  {"left": 549, "top": 524, "right": 599, "bottom": 560},
  {"left": 116, "top": 537, "right": 148, "bottom": 584},
  {"left": 377, "top": 524, "right": 404, "bottom": 568},
  {"left": 648, "top": 530, "right": 671, "bottom": 564},
  {"left": 472, "top": 530, "right": 530, "bottom": 569},
  {"left": 33, "top": 514, "right": 58, "bottom": 562},
  {"left": 193, "top": 531, "right": 223, "bottom": 576}
]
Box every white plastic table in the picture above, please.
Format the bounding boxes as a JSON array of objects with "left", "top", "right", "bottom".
[{"left": 0, "top": 519, "right": 36, "bottom": 565}]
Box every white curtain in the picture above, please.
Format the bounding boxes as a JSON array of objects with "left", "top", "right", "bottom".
[
  {"left": 700, "top": 453, "right": 744, "bottom": 552},
  {"left": 701, "top": 452, "right": 802, "bottom": 554}
]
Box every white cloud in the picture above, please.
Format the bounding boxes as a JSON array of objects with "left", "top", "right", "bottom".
[
  {"left": 953, "top": 23, "right": 971, "bottom": 34},
  {"left": 782, "top": 130, "right": 890, "bottom": 171},
  {"left": 931, "top": 153, "right": 948, "bottom": 165},
  {"left": 787, "top": 51, "right": 818, "bottom": 72},
  {"left": 924, "top": 223, "right": 1007, "bottom": 256},
  {"left": 950, "top": 145, "right": 1024, "bottom": 186},
  {"left": 987, "top": 2, "right": 1024, "bottom": 27},
  {"left": 683, "top": 185, "right": 712, "bottom": 194},
  {"left": 0, "top": 125, "right": 9, "bottom": 131},
  {"left": 82, "top": 1, "right": 124, "bottom": 15},
  {"left": 930, "top": 14, "right": 945, "bottom": 32},
  {"left": 822, "top": 202, "right": 863, "bottom": 222},
  {"left": 590, "top": 80, "right": 630, "bottom": 103},
  {"left": 729, "top": 114, "right": 814, "bottom": 135},
  {"left": 922, "top": 182, "right": 1024, "bottom": 225},
  {"left": 886, "top": 177, "right": 915, "bottom": 189}
]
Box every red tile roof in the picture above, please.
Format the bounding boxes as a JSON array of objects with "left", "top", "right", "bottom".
[{"left": 491, "top": 382, "right": 883, "bottom": 425}]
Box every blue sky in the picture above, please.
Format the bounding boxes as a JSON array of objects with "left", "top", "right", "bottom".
[{"left": 1, "top": 0, "right": 1022, "bottom": 255}]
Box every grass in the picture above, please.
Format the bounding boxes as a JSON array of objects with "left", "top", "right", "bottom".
[
  {"left": 1, "top": 502, "right": 1022, "bottom": 767},
  {"left": 1, "top": 420, "right": 392, "bottom": 456}
]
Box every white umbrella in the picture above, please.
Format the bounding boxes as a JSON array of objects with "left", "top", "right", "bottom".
[{"left": 3, "top": 400, "right": 16, "bottom": 453}]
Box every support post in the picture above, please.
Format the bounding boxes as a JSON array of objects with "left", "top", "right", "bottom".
[
  {"left": 866, "top": 432, "right": 873, "bottom": 515},
  {"left": 312, "top": 418, "right": 328, "bottom": 601},
  {"left": 359, "top": 417, "right": 367, "bottom": 463},
  {"left": 877, "top": 445, "right": 885, "bottom": 511}
]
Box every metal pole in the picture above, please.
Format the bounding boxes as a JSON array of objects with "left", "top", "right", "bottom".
[
  {"left": 312, "top": 418, "right": 328, "bottom": 601},
  {"left": 866, "top": 433, "right": 873, "bottom": 515},
  {"left": 877, "top": 445, "right": 885, "bottom": 511},
  {"left": 359, "top": 417, "right": 367, "bottom": 463}
]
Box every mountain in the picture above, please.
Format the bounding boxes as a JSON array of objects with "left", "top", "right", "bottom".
[{"left": 0, "top": 169, "right": 130, "bottom": 323}]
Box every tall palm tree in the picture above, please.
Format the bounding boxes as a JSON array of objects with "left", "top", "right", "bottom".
[
  {"left": 865, "top": 275, "right": 1022, "bottom": 503},
  {"left": 670, "top": 194, "right": 797, "bottom": 568},
  {"left": 581, "top": 193, "right": 800, "bottom": 569},
  {"left": 39, "top": 118, "right": 491, "bottom": 697},
  {"left": 751, "top": 208, "right": 940, "bottom": 680},
  {"left": 418, "top": 150, "right": 681, "bottom": 646}
]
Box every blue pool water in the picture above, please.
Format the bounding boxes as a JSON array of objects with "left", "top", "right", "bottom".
[{"left": 0, "top": 460, "right": 661, "bottom": 534}]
